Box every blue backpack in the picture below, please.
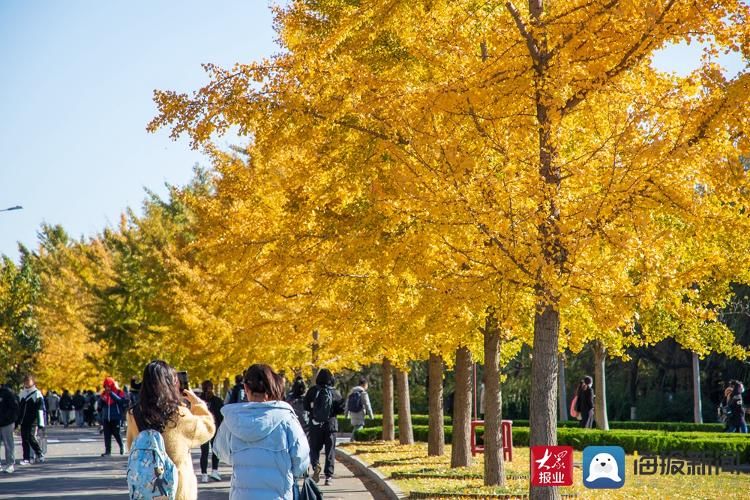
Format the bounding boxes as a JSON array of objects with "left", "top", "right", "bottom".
[{"left": 126, "top": 409, "right": 177, "bottom": 500}]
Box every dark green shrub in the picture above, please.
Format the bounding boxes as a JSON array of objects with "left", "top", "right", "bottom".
[{"left": 351, "top": 425, "right": 750, "bottom": 462}]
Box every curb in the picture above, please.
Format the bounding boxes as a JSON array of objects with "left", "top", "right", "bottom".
[{"left": 336, "top": 446, "right": 408, "bottom": 500}]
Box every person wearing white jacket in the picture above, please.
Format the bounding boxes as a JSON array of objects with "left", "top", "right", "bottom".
[
  {"left": 16, "top": 375, "right": 45, "bottom": 465},
  {"left": 346, "top": 378, "right": 374, "bottom": 434}
]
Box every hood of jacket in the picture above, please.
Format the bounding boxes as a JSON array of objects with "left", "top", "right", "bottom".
[
  {"left": 221, "top": 400, "right": 297, "bottom": 443},
  {"left": 103, "top": 377, "right": 117, "bottom": 391},
  {"left": 19, "top": 386, "right": 39, "bottom": 400}
]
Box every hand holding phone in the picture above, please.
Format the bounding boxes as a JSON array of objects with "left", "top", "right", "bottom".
[
  {"left": 182, "top": 389, "right": 202, "bottom": 407},
  {"left": 177, "top": 371, "right": 189, "bottom": 393}
]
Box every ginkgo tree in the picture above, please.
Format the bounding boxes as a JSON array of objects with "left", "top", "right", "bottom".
[{"left": 151, "top": 1, "right": 750, "bottom": 497}]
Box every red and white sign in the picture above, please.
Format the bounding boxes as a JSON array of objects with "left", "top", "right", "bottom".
[{"left": 530, "top": 445, "right": 574, "bottom": 486}]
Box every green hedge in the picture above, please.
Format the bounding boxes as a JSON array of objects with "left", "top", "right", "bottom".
[
  {"left": 351, "top": 425, "right": 750, "bottom": 462},
  {"left": 353, "top": 424, "right": 476, "bottom": 444},
  {"left": 338, "top": 414, "right": 452, "bottom": 433},
  {"left": 343, "top": 415, "right": 724, "bottom": 434},
  {"left": 512, "top": 420, "right": 725, "bottom": 433}
]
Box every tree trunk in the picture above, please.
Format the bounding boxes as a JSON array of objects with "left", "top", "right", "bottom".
[
  {"left": 451, "top": 346, "right": 473, "bottom": 468},
  {"left": 692, "top": 352, "right": 703, "bottom": 424},
  {"left": 557, "top": 353, "right": 567, "bottom": 422},
  {"left": 427, "top": 353, "right": 445, "bottom": 456},
  {"left": 482, "top": 313, "right": 505, "bottom": 486},
  {"left": 396, "top": 367, "right": 414, "bottom": 445},
  {"left": 593, "top": 341, "right": 609, "bottom": 430},
  {"left": 628, "top": 356, "right": 639, "bottom": 420},
  {"left": 529, "top": 302, "right": 560, "bottom": 500},
  {"left": 527, "top": 1, "right": 562, "bottom": 498},
  {"left": 382, "top": 358, "right": 395, "bottom": 441}
]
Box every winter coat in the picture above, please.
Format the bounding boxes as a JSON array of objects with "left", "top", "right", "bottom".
[
  {"left": 127, "top": 402, "right": 215, "bottom": 500},
  {"left": 727, "top": 394, "right": 746, "bottom": 426},
  {"left": 46, "top": 393, "right": 60, "bottom": 412},
  {"left": 0, "top": 386, "right": 19, "bottom": 427},
  {"left": 303, "top": 384, "right": 345, "bottom": 432},
  {"left": 72, "top": 393, "right": 86, "bottom": 410},
  {"left": 224, "top": 383, "right": 245, "bottom": 404},
  {"left": 100, "top": 390, "right": 125, "bottom": 422},
  {"left": 576, "top": 386, "right": 594, "bottom": 414},
  {"left": 285, "top": 393, "right": 309, "bottom": 433},
  {"left": 202, "top": 394, "right": 224, "bottom": 433},
  {"left": 214, "top": 401, "right": 310, "bottom": 500},
  {"left": 17, "top": 387, "right": 45, "bottom": 427},
  {"left": 346, "top": 386, "right": 374, "bottom": 427},
  {"left": 59, "top": 394, "right": 73, "bottom": 411}
]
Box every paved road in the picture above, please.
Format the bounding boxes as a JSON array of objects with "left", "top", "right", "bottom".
[{"left": 0, "top": 426, "right": 376, "bottom": 499}]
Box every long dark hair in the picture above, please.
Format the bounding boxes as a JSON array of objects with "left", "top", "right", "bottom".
[
  {"left": 201, "top": 380, "right": 214, "bottom": 401},
  {"left": 290, "top": 376, "right": 306, "bottom": 398},
  {"left": 316, "top": 368, "right": 334, "bottom": 387},
  {"left": 135, "top": 360, "right": 181, "bottom": 432},
  {"left": 576, "top": 376, "right": 592, "bottom": 397},
  {"left": 243, "top": 364, "right": 285, "bottom": 401}
]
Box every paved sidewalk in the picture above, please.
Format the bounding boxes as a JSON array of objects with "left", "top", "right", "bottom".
[{"left": 0, "top": 426, "right": 375, "bottom": 499}]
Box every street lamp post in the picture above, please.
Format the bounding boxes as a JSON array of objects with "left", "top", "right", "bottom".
[{"left": 0, "top": 206, "right": 23, "bottom": 212}]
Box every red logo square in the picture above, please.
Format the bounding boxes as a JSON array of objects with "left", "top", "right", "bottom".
[{"left": 530, "top": 446, "right": 574, "bottom": 486}]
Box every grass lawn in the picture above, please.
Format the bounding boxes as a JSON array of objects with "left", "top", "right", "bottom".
[{"left": 342, "top": 441, "right": 750, "bottom": 499}]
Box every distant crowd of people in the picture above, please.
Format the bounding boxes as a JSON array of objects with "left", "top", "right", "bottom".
[{"left": 0, "top": 363, "right": 374, "bottom": 500}]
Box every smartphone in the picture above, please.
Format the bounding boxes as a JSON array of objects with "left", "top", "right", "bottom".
[{"left": 177, "top": 371, "right": 189, "bottom": 393}]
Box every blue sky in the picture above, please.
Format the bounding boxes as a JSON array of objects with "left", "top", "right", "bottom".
[
  {"left": 0, "top": 1, "right": 279, "bottom": 257},
  {"left": 0, "top": 3, "right": 746, "bottom": 258}
]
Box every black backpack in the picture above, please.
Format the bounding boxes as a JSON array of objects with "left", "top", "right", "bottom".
[
  {"left": 347, "top": 390, "right": 364, "bottom": 413},
  {"left": 312, "top": 386, "right": 333, "bottom": 424}
]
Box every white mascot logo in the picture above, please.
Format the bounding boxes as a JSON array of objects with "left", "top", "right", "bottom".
[{"left": 586, "top": 452, "right": 621, "bottom": 482}]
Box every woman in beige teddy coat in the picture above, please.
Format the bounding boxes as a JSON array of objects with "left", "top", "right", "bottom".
[{"left": 126, "top": 360, "right": 215, "bottom": 500}]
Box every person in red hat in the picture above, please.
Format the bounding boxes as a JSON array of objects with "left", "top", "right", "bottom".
[{"left": 100, "top": 377, "right": 126, "bottom": 456}]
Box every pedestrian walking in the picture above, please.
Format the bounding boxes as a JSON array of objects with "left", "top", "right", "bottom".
[
  {"left": 129, "top": 376, "right": 141, "bottom": 406},
  {"left": 84, "top": 390, "right": 97, "bottom": 426},
  {"left": 285, "top": 376, "right": 309, "bottom": 434},
  {"left": 214, "top": 364, "right": 310, "bottom": 500},
  {"left": 73, "top": 390, "right": 86, "bottom": 427},
  {"left": 304, "top": 369, "right": 345, "bottom": 485},
  {"left": 45, "top": 391, "right": 60, "bottom": 426},
  {"left": 726, "top": 380, "right": 748, "bottom": 433},
  {"left": 100, "top": 377, "right": 126, "bottom": 456},
  {"left": 126, "top": 360, "right": 215, "bottom": 500},
  {"left": 199, "top": 380, "right": 224, "bottom": 483},
  {"left": 346, "top": 377, "right": 374, "bottom": 435},
  {"left": 0, "top": 382, "right": 19, "bottom": 473},
  {"left": 16, "top": 375, "right": 45, "bottom": 464},
  {"left": 224, "top": 374, "right": 246, "bottom": 404},
  {"left": 574, "top": 376, "right": 595, "bottom": 429},
  {"left": 59, "top": 389, "right": 73, "bottom": 427}
]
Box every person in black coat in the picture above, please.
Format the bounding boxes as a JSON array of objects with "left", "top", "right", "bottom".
[
  {"left": 726, "top": 381, "right": 748, "bottom": 433},
  {"left": 575, "top": 376, "right": 595, "bottom": 429},
  {"left": 224, "top": 374, "right": 246, "bottom": 404},
  {"left": 303, "top": 369, "right": 345, "bottom": 486},
  {"left": 16, "top": 375, "right": 45, "bottom": 464},
  {"left": 199, "top": 380, "right": 224, "bottom": 482},
  {"left": 285, "top": 376, "right": 309, "bottom": 434},
  {"left": 72, "top": 390, "right": 86, "bottom": 427},
  {"left": 0, "top": 383, "right": 19, "bottom": 471},
  {"left": 59, "top": 390, "right": 73, "bottom": 428}
]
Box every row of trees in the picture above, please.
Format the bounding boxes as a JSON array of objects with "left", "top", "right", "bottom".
[{"left": 3, "top": 1, "right": 750, "bottom": 498}]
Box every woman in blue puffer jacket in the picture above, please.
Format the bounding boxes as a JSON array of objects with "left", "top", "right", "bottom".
[{"left": 214, "top": 364, "right": 310, "bottom": 500}]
